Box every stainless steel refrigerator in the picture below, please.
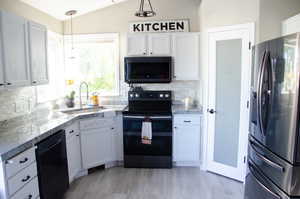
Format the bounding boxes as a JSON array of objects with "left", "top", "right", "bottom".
[{"left": 244, "top": 33, "right": 300, "bottom": 199}]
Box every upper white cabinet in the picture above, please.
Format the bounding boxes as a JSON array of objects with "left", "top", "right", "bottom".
[
  {"left": 127, "top": 34, "right": 147, "bottom": 56},
  {"left": 282, "top": 13, "right": 300, "bottom": 36},
  {"left": 126, "top": 33, "right": 200, "bottom": 81},
  {"left": 172, "top": 33, "right": 199, "bottom": 80},
  {"left": 0, "top": 10, "right": 48, "bottom": 88},
  {"left": 0, "top": 11, "right": 31, "bottom": 87},
  {"left": 28, "top": 21, "right": 49, "bottom": 85},
  {"left": 148, "top": 33, "right": 172, "bottom": 56}
]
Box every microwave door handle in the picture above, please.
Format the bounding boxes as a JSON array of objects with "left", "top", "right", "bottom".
[{"left": 123, "top": 116, "right": 145, "bottom": 119}]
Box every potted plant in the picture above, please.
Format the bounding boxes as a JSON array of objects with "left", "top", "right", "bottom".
[{"left": 65, "top": 91, "right": 76, "bottom": 108}]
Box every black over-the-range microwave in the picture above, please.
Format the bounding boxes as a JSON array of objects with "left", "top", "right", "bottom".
[{"left": 124, "top": 56, "right": 172, "bottom": 83}]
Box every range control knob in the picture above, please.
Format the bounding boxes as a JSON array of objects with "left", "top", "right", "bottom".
[
  {"left": 135, "top": 94, "right": 140, "bottom": 98},
  {"left": 159, "top": 94, "right": 164, "bottom": 98},
  {"left": 165, "top": 94, "right": 170, "bottom": 98},
  {"left": 129, "top": 94, "right": 134, "bottom": 98}
]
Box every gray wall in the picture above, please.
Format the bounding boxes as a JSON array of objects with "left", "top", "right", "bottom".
[{"left": 259, "top": 0, "right": 300, "bottom": 42}]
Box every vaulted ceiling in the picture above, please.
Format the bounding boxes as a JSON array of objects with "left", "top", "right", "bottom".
[{"left": 20, "top": 0, "right": 127, "bottom": 20}]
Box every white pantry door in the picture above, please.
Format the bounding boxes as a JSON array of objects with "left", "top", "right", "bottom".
[{"left": 206, "top": 24, "right": 254, "bottom": 182}]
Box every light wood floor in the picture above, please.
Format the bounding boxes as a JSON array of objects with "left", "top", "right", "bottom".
[{"left": 64, "top": 167, "right": 244, "bottom": 199}]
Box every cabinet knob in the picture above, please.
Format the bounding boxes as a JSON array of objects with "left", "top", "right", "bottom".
[
  {"left": 32, "top": 81, "right": 37, "bottom": 84},
  {"left": 150, "top": 52, "right": 153, "bottom": 55},
  {"left": 0, "top": 83, "right": 4, "bottom": 86},
  {"left": 174, "top": 126, "right": 177, "bottom": 129},
  {"left": 6, "top": 83, "right": 11, "bottom": 85},
  {"left": 143, "top": 52, "right": 146, "bottom": 55},
  {"left": 27, "top": 194, "right": 33, "bottom": 199}
]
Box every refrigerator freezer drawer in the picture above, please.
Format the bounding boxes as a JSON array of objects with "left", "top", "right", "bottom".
[
  {"left": 249, "top": 136, "right": 300, "bottom": 196},
  {"left": 244, "top": 160, "right": 300, "bottom": 199}
]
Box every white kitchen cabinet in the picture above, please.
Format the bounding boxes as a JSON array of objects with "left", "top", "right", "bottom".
[
  {"left": 66, "top": 134, "right": 81, "bottom": 183},
  {"left": 0, "top": 11, "right": 31, "bottom": 87},
  {"left": 148, "top": 33, "right": 172, "bottom": 56},
  {"left": 172, "top": 33, "right": 200, "bottom": 80},
  {"left": 173, "top": 114, "right": 201, "bottom": 165},
  {"left": 81, "top": 127, "right": 111, "bottom": 169},
  {"left": 282, "top": 13, "right": 300, "bottom": 36},
  {"left": 28, "top": 21, "right": 49, "bottom": 85},
  {"left": 0, "top": 37, "right": 4, "bottom": 89},
  {"left": 110, "top": 116, "right": 123, "bottom": 161},
  {"left": 127, "top": 34, "right": 147, "bottom": 56}
]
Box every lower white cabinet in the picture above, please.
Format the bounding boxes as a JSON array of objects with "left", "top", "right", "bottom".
[
  {"left": 0, "top": 147, "right": 39, "bottom": 199},
  {"left": 173, "top": 114, "right": 201, "bottom": 165},
  {"left": 81, "top": 127, "right": 111, "bottom": 169},
  {"left": 66, "top": 133, "right": 82, "bottom": 183},
  {"left": 110, "top": 116, "right": 123, "bottom": 162}
]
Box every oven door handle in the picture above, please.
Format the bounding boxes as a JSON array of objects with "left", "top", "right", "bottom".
[{"left": 123, "top": 116, "right": 172, "bottom": 119}]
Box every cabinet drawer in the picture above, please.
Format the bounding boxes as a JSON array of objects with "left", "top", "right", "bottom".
[
  {"left": 8, "top": 162, "right": 37, "bottom": 196},
  {"left": 10, "top": 177, "right": 39, "bottom": 199},
  {"left": 65, "top": 122, "right": 80, "bottom": 139},
  {"left": 80, "top": 118, "right": 113, "bottom": 130},
  {"left": 174, "top": 114, "right": 201, "bottom": 125},
  {"left": 5, "top": 147, "right": 36, "bottom": 178}
]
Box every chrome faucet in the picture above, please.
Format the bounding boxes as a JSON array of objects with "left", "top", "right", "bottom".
[{"left": 79, "top": 82, "right": 89, "bottom": 108}]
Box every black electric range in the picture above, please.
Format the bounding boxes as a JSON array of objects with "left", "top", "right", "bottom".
[{"left": 123, "top": 90, "right": 173, "bottom": 168}]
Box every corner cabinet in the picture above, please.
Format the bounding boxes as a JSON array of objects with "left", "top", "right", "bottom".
[
  {"left": 126, "top": 32, "right": 200, "bottom": 80},
  {"left": 28, "top": 21, "right": 49, "bottom": 85},
  {"left": 173, "top": 114, "right": 201, "bottom": 166},
  {"left": 0, "top": 10, "right": 49, "bottom": 88},
  {"left": 0, "top": 11, "right": 31, "bottom": 88}
]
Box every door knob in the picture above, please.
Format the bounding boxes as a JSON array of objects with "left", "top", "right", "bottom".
[{"left": 207, "top": 109, "right": 216, "bottom": 114}]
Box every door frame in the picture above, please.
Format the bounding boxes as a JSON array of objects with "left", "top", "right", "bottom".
[{"left": 201, "top": 23, "right": 255, "bottom": 182}]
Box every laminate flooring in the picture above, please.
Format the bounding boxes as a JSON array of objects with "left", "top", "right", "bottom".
[{"left": 64, "top": 167, "right": 244, "bottom": 199}]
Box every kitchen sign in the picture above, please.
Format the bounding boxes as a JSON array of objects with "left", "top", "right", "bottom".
[{"left": 129, "top": 20, "right": 189, "bottom": 33}]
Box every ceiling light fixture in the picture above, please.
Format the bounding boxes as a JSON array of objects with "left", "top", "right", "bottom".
[
  {"left": 135, "top": 0, "right": 156, "bottom": 17},
  {"left": 65, "top": 10, "right": 77, "bottom": 59}
]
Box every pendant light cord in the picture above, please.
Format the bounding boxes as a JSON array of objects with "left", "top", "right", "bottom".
[
  {"left": 147, "top": 0, "right": 154, "bottom": 12},
  {"left": 71, "top": 14, "right": 74, "bottom": 50}
]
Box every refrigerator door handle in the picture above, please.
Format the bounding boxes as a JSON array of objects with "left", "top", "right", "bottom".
[
  {"left": 257, "top": 51, "right": 267, "bottom": 136},
  {"left": 249, "top": 140, "right": 285, "bottom": 172},
  {"left": 248, "top": 161, "right": 281, "bottom": 199}
]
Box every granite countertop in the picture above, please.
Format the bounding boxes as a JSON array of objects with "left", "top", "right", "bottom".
[
  {"left": 0, "top": 105, "right": 127, "bottom": 162},
  {"left": 172, "top": 105, "right": 203, "bottom": 114}
]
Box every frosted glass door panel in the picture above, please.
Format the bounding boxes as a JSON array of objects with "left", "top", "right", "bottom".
[{"left": 213, "top": 39, "right": 242, "bottom": 168}]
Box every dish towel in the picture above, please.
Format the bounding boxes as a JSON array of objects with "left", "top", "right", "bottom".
[{"left": 141, "top": 120, "right": 152, "bottom": 145}]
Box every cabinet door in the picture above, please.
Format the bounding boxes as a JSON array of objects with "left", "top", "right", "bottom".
[
  {"left": 127, "top": 34, "right": 147, "bottom": 56},
  {"left": 148, "top": 33, "right": 172, "bottom": 56},
  {"left": 0, "top": 35, "right": 4, "bottom": 88},
  {"left": 28, "top": 21, "right": 49, "bottom": 85},
  {"left": 81, "top": 128, "right": 111, "bottom": 169},
  {"left": 173, "top": 125, "right": 200, "bottom": 162},
  {"left": 66, "top": 134, "right": 82, "bottom": 183},
  {"left": 1, "top": 11, "right": 30, "bottom": 87},
  {"left": 173, "top": 33, "right": 199, "bottom": 80},
  {"left": 111, "top": 116, "right": 123, "bottom": 161}
]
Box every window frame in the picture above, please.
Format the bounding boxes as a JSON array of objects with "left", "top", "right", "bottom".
[{"left": 64, "top": 33, "right": 120, "bottom": 97}]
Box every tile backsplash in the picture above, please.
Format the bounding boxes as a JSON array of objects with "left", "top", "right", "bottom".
[
  {"left": 0, "top": 81, "right": 199, "bottom": 122},
  {"left": 0, "top": 87, "right": 36, "bottom": 121}
]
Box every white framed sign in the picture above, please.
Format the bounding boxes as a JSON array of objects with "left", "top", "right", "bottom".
[{"left": 129, "top": 19, "right": 189, "bottom": 33}]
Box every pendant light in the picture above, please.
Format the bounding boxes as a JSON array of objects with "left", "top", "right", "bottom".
[
  {"left": 135, "top": 0, "right": 156, "bottom": 17},
  {"left": 65, "top": 10, "right": 77, "bottom": 59}
]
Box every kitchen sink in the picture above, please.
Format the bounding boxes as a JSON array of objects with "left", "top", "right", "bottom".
[{"left": 60, "top": 106, "right": 106, "bottom": 115}]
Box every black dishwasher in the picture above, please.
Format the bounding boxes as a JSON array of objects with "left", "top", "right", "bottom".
[{"left": 36, "top": 130, "right": 69, "bottom": 199}]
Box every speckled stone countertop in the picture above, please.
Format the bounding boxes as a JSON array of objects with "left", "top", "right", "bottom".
[
  {"left": 0, "top": 105, "right": 127, "bottom": 162},
  {"left": 172, "top": 105, "right": 203, "bottom": 114}
]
